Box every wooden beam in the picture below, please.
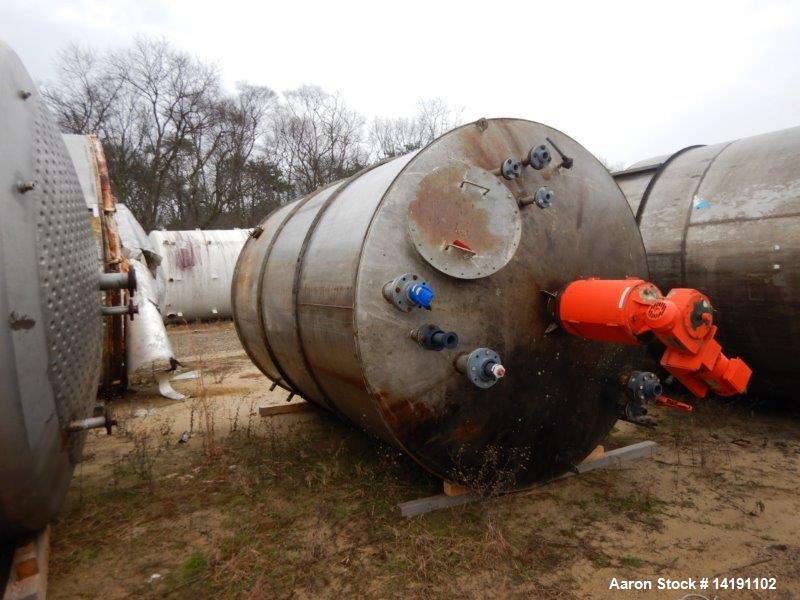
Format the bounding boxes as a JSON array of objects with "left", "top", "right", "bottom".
[
  {"left": 258, "top": 402, "right": 313, "bottom": 418},
  {"left": 398, "top": 441, "right": 660, "bottom": 518}
]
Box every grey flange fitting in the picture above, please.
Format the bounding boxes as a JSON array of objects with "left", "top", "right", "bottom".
[
  {"left": 519, "top": 186, "right": 555, "bottom": 209},
  {"left": 625, "top": 370, "right": 662, "bottom": 404},
  {"left": 534, "top": 186, "right": 554, "bottom": 208},
  {"left": 529, "top": 144, "right": 552, "bottom": 170},
  {"left": 455, "top": 347, "right": 506, "bottom": 389},
  {"left": 383, "top": 273, "right": 435, "bottom": 312},
  {"left": 621, "top": 371, "right": 662, "bottom": 421},
  {"left": 500, "top": 157, "right": 522, "bottom": 180}
]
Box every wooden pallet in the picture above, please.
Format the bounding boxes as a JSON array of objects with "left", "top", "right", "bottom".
[
  {"left": 2, "top": 527, "right": 50, "bottom": 600},
  {"left": 398, "top": 441, "right": 660, "bottom": 518}
]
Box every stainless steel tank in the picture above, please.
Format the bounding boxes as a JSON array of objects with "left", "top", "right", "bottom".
[
  {"left": 233, "top": 118, "right": 649, "bottom": 489},
  {"left": 150, "top": 229, "right": 250, "bottom": 321},
  {"left": 0, "top": 43, "right": 103, "bottom": 540},
  {"left": 613, "top": 127, "right": 800, "bottom": 393}
]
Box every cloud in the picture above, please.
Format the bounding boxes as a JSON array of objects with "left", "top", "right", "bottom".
[{"left": 2, "top": 0, "right": 799, "bottom": 165}]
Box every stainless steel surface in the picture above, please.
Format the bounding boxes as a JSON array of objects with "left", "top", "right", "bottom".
[
  {"left": 613, "top": 127, "right": 800, "bottom": 392},
  {"left": 234, "top": 118, "right": 649, "bottom": 489},
  {"left": 62, "top": 133, "right": 129, "bottom": 394},
  {"left": 407, "top": 164, "right": 522, "bottom": 279},
  {"left": 0, "top": 42, "right": 102, "bottom": 540},
  {"left": 150, "top": 229, "right": 251, "bottom": 321}
]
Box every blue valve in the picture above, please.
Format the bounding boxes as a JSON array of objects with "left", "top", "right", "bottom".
[
  {"left": 382, "top": 273, "right": 436, "bottom": 313},
  {"left": 407, "top": 282, "right": 435, "bottom": 310}
]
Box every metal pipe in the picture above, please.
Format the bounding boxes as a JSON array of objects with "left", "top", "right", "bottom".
[
  {"left": 98, "top": 270, "right": 136, "bottom": 292},
  {"left": 67, "top": 415, "right": 116, "bottom": 433},
  {"left": 101, "top": 302, "right": 138, "bottom": 318}
]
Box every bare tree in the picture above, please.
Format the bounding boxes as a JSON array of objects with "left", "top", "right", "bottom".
[
  {"left": 43, "top": 44, "right": 123, "bottom": 135},
  {"left": 44, "top": 39, "right": 462, "bottom": 230},
  {"left": 271, "top": 85, "right": 366, "bottom": 195},
  {"left": 368, "top": 98, "right": 461, "bottom": 160}
]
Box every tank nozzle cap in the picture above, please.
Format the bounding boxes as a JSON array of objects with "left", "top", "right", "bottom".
[{"left": 407, "top": 282, "right": 435, "bottom": 310}]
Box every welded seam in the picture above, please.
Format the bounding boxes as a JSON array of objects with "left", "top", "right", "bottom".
[
  {"left": 253, "top": 193, "right": 319, "bottom": 397},
  {"left": 679, "top": 141, "right": 737, "bottom": 287},
  {"left": 634, "top": 145, "right": 705, "bottom": 224},
  {"left": 688, "top": 210, "right": 800, "bottom": 228},
  {"left": 292, "top": 159, "right": 392, "bottom": 418}
]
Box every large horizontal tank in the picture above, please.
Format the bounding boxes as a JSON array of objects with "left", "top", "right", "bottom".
[
  {"left": 233, "top": 118, "right": 649, "bottom": 489},
  {"left": 150, "top": 229, "right": 250, "bottom": 322},
  {"left": 0, "top": 43, "right": 102, "bottom": 539},
  {"left": 613, "top": 127, "right": 800, "bottom": 393}
]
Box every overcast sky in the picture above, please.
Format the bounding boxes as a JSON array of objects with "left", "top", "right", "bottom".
[{"left": 2, "top": 0, "right": 799, "bottom": 166}]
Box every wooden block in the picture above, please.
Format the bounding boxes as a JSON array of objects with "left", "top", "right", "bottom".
[
  {"left": 442, "top": 480, "right": 471, "bottom": 497},
  {"left": 3, "top": 527, "right": 50, "bottom": 600},
  {"left": 12, "top": 542, "right": 37, "bottom": 580},
  {"left": 258, "top": 402, "right": 312, "bottom": 418},
  {"left": 581, "top": 445, "right": 605, "bottom": 464}
]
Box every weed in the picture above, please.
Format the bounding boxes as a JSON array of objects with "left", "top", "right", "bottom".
[{"left": 620, "top": 555, "right": 645, "bottom": 568}]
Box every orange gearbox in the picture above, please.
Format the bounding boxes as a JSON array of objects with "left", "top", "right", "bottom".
[{"left": 557, "top": 278, "right": 752, "bottom": 398}]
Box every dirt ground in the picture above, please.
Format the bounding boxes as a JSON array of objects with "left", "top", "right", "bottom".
[{"left": 49, "top": 322, "right": 800, "bottom": 599}]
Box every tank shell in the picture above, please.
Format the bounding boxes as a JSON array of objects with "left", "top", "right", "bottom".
[
  {"left": 0, "top": 43, "right": 102, "bottom": 539},
  {"left": 149, "top": 229, "right": 251, "bottom": 321},
  {"left": 234, "top": 118, "right": 649, "bottom": 489},
  {"left": 613, "top": 127, "right": 800, "bottom": 393}
]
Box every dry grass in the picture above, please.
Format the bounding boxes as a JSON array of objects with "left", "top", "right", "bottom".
[{"left": 49, "top": 334, "right": 800, "bottom": 600}]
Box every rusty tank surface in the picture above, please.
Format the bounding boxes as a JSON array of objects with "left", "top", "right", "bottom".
[
  {"left": 613, "top": 126, "right": 800, "bottom": 394},
  {"left": 233, "top": 118, "right": 649, "bottom": 489},
  {"left": 0, "top": 43, "right": 103, "bottom": 540}
]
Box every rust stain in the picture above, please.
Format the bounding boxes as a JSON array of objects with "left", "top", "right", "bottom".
[
  {"left": 452, "top": 419, "right": 480, "bottom": 442},
  {"left": 409, "top": 166, "right": 502, "bottom": 255},
  {"left": 376, "top": 389, "right": 438, "bottom": 429},
  {"left": 8, "top": 312, "right": 35, "bottom": 330}
]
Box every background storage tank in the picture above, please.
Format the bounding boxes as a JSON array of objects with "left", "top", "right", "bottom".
[
  {"left": 613, "top": 127, "right": 800, "bottom": 394},
  {"left": 233, "top": 118, "right": 650, "bottom": 489},
  {"left": 0, "top": 43, "right": 103, "bottom": 540},
  {"left": 150, "top": 229, "right": 250, "bottom": 322}
]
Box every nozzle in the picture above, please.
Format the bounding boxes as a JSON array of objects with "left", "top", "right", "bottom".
[{"left": 411, "top": 324, "right": 459, "bottom": 351}]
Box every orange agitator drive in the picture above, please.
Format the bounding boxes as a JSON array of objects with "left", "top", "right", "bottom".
[{"left": 557, "top": 278, "right": 752, "bottom": 398}]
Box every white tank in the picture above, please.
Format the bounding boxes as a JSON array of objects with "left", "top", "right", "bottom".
[{"left": 149, "top": 229, "right": 251, "bottom": 321}]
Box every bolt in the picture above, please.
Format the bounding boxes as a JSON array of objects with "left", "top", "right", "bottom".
[{"left": 17, "top": 181, "right": 36, "bottom": 194}]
